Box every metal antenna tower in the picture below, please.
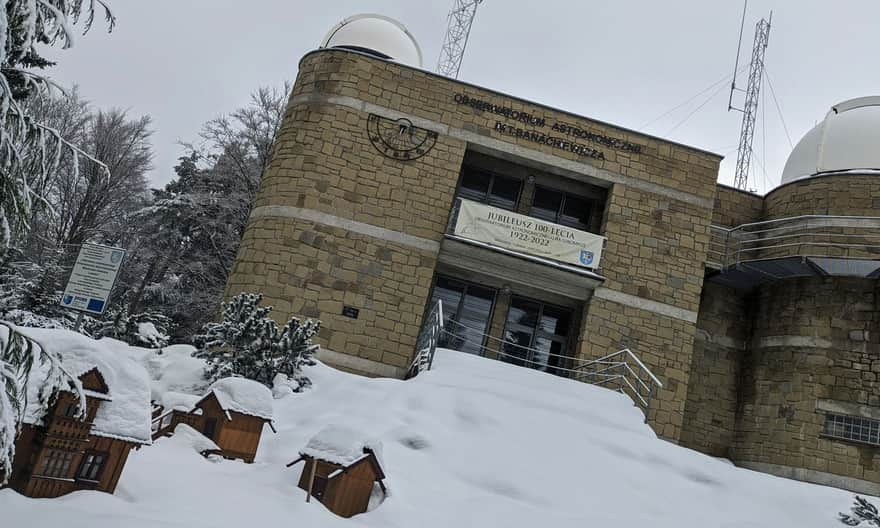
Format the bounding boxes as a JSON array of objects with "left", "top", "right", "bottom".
[
  {"left": 728, "top": 2, "right": 772, "bottom": 190},
  {"left": 437, "top": 0, "right": 483, "bottom": 78}
]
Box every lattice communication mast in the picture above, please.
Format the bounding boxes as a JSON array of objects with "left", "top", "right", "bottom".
[
  {"left": 437, "top": 0, "right": 483, "bottom": 78},
  {"left": 728, "top": 4, "right": 772, "bottom": 190}
]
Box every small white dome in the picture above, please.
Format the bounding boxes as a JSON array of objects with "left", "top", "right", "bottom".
[
  {"left": 320, "top": 14, "right": 423, "bottom": 68},
  {"left": 781, "top": 96, "right": 880, "bottom": 184}
]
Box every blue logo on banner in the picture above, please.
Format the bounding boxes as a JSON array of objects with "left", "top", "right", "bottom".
[
  {"left": 579, "top": 250, "right": 594, "bottom": 266},
  {"left": 87, "top": 299, "right": 105, "bottom": 313},
  {"left": 110, "top": 250, "right": 124, "bottom": 264},
  {"left": 62, "top": 295, "right": 73, "bottom": 305}
]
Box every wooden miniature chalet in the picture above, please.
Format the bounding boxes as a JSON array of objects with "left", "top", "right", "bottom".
[
  {"left": 288, "top": 425, "right": 387, "bottom": 518},
  {"left": 4, "top": 330, "right": 152, "bottom": 499},
  {"left": 152, "top": 377, "right": 274, "bottom": 463}
]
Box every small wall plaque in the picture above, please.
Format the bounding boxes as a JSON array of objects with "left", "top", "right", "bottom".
[{"left": 342, "top": 306, "right": 360, "bottom": 319}]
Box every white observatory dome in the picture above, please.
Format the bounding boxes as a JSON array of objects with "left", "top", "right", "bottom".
[
  {"left": 781, "top": 96, "right": 880, "bottom": 184},
  {"left": 320, "top": 14, "right": 423, "bottom": 68}
]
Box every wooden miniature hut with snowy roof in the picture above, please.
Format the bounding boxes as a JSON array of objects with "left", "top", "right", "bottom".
[
  {"left": 287, "top": 425, "right": 387, "bottom": 518},
  {"left": 152, "top": 377, "right": 274, "bottom": 463},
  {"left": 5, "top": 328, "right": 152, "bottom": 499}
]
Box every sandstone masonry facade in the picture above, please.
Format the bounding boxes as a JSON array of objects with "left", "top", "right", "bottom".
[{"left": 225, "top": 48, "right": 878, "bottom": 494}]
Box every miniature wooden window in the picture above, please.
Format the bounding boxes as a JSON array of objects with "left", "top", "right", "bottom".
[
  {"left": 39, "top": 450, "right": 74, "bottom": 478},
  {"left": 77, "top": 452, "right": 107, "bottom": 482},
  {"left": 62, "top": 403, "right": 79, "bottom": 418},
  {"left": 824, "top": 413, "right": 880, "bottom": 446}
]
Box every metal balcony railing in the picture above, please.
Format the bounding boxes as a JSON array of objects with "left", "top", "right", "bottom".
[
  {"left": 407, "top": 300, "right": 662, "bottom": 422},
  {"left": 709, "top": 215, "right": 880, "bottom": 270}
]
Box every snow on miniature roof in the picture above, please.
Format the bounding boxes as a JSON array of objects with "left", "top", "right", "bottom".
[
  {"left": 161, "top": 391, "right": 201, "bottom": 412},
  {"left": 781, "top": 96, "right": 880, "bottom": 184},
  {"left": 300, "top": 424, "right": 383, "bottom": 466},
  {"left": 16, "top": 326, "right": 153, "bottom": 445},
  {"left": 203, "top": 377, "right": 273, "bottom": 421},
  {"left": 170, "top": 423, "right": 220, "bottom": 454}
]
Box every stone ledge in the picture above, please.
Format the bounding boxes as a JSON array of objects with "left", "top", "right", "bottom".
[
  {"left": 816, "top": 398, "right": 880, "bottom": 420},
  {"left": 737, "top": 461, "right": 880, "bottom": 496},
  {"left": 316, "top": 347, "right": 407, "bottom": 379}
]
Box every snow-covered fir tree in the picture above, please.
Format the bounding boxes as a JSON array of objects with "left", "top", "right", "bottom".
[
  {"left": 193, "top": 293, "right": 320, "bottom": 391},
  {"left": 0, "top": 322, "right": 84, "bottom": 485},
  {"left": 0, "top": 0, "right": 114, "bottom": 258},
  {"left": 0, "top": 0, "right": 112, "bottom": 487},
  {"left": 841, "top": 496, "right": 880, "bottom": 527},
  {"left": 86, "top": 308, "right": 171, "bottom": 349}
]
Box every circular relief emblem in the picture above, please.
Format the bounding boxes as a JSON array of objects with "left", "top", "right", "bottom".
[{"left": 367, "top": 113, "right": 438, "bottom": 161}]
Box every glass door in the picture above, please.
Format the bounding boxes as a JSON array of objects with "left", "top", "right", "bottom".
[
  {"left": 502, "top": 297, "right": 572, "bottom": 374},
  {"left": 428, "top": 276, "right": 496, "bottom": 356}
]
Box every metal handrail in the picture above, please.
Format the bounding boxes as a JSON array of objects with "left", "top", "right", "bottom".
[
  {"left": 406, "top": 299, "right": 444, "bottom": 379},
  {"left": 709, "top": 214, "right": 880, "bottom": 270}
]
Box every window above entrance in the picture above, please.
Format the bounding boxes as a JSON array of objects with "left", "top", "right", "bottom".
[
  {"left": 457, "top": 167, "right": 522, "bottom": 210},
  {"left": 530, "top": 186, "right": 594, "bottom": 231}
]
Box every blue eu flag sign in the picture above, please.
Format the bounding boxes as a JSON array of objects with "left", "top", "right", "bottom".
[{"left": 579, "top": 250, "right": 594, "bottom": 266}]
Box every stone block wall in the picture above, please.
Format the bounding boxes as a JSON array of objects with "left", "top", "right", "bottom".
[
  {"left": 712, "top": 184, "right": 764, "bottom": 227},
  {"left": 764, "top": 173, "right": 880, "bottom": 219},
  {"left": 680, "top": 283, "right": 751, "bottom": 457},
  {"left": 226, "top": 48, "right": 722, "bottom": 407},
  {"left": 732, "top": 277, "right": 880, "bottom": 493}
]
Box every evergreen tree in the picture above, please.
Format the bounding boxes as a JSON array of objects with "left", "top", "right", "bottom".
[
  {"left": 193, "top": 293, "right": 319, "bottom": 391},
  {"left": 275, "top": 317, "right": 320, "bottom": 390},
  {"left": 841, "top": 496, "right": 880, "bottom": 527},
  {"left": 1, "top": 322, "right": 84, "bottom": 485},
  {"left": 86, "top": 308, "right": 171, "bottom": 349},
  {"left": 0, "top": 0, "right": 114, "bottom": 258}
]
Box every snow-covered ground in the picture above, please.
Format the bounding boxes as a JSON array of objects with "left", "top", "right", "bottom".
[{"left": 4, "top": 343, "right": 869, "bottom": 527}]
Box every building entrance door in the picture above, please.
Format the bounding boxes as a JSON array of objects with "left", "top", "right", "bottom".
[
  {"left": 501, "top": 297, "right": 572, "bottom": 375},
  {"left": 428, "top": 276, "right": 496, "bottom": 356}
]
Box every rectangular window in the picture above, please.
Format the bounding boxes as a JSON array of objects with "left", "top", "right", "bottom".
[
  {"left": 824, "top": 413, "right": 880, "bottom": 446},
  {"left": 529, "top": 186, "right": 593, "bottom": 230},
  {"left": 457, "top": 167, "right": 522, "bottom": 210},
  {"left": 502, "top": 297, "right": 572, "bottom": 375},
  {"left": 428, "top": 276, "right": 496, "bottom": 357},
  {"left": 38, "top": 450, "right": 75, "bottom": 478},
  {"left": 77, "top": 452, "right": 107, "bottom": 482},
  {"left": 62, "top": 403, "right": 79, "bottom": 418}
]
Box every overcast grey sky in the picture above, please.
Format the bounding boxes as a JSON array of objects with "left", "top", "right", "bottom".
[{"left": 45, "top": 1, "right": 880, "bottom": 194}]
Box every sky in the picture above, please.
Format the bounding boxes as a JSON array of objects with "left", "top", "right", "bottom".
[{"left": 43, "top": 0, "right": 880, "bottom": 194}]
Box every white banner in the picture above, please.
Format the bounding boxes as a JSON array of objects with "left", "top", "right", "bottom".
[
  {"left": 453, "top": 200, "right": 604, "bottom": 269},
  {"left": 60, "top": 243, "right": 126, "bottom": 315}
]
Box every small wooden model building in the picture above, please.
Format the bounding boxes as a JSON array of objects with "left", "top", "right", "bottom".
[
  {"left": 152, "top": 377, "right": 274, "bottom": 463},
  {"left": 3, "top": 331, "right": 152, "bottom": 498},
  {"left": 288, "top": 425, "right": 387, "bottom": 518}
]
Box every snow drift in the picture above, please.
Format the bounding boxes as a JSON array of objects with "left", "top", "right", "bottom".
[{"left": 1, "top": 344, "right": 870, "bottom": 527}]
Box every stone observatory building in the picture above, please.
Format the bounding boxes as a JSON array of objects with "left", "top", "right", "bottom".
[{"left": 224, "top": 14, "right": 879, "bottom": 494}]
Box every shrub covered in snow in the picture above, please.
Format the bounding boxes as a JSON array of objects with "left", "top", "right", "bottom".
[
  {"left": 840, "top": 496, "right": 880, "bottom": 526},
  {"left": 87, "top": 308, "right": 171, "bottom": 348},
  {"left": 193, "top": 293, "right": 319, "bottom": 392}
]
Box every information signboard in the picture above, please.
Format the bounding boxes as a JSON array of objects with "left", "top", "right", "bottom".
[{"left": 60, "top": 243, "right": 126, "bottom": 315}]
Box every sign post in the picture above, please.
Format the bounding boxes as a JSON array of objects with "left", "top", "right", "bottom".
[{"left": 60, "top": 243, "right": 126, "bottom": 325}]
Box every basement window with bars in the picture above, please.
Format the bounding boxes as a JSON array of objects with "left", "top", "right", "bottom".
[{"left": 823, "top": 413, "right": 880, "bottom": 446}]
